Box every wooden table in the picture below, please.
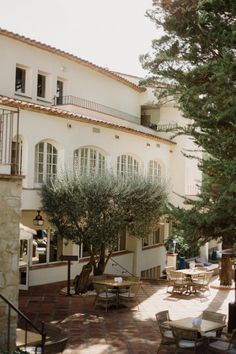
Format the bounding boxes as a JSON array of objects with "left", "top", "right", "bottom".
[
  {"left": 93, "top": 279, "right": 139, "bottom": 289},
  {"left": 165, "top": 317, "right": 226, "bottom": 334}
]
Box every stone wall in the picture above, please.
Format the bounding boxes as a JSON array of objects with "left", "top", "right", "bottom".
[{"left": 0, "top": 175, "right": 23, "bottom": 352}]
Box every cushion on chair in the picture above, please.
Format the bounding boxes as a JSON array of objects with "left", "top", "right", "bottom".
[
  {"left": 163, "top": 330, "right": 174, "bottom": 339},
  {"left": 178, "top": 339, "right": 197, "bottom": 348},
  {"left": 119, "top": 292, "right": 135, "bottom": 298},
  {"left": 98, "top": 292, "right": 116, "bottom": 298},
  {"left": 209, "top": 340, "right": 230, "bottom": 351},
  {"left": 202, "top": 331, "right": 217, "bottom": 338}
]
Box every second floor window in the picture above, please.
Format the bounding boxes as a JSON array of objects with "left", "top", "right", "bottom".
[
  {"left": 74, "top": 147, "right": 106, "bottom": 176},
  {"left": 37, "top": 74, "right": 46, "bottom": 98},
  {"left": 34, "top": 142, "right": 57, "bottom": 184},
  {"left": 142, "top": 226, "right": 164, "bottom": 248},
  {"left": 15, "top": 67, "right": 26, "bottom": 93},
  {"left": 117, "top": 154, "right": 139, "bottom": 178}
]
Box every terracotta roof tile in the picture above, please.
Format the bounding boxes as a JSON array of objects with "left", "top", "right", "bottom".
[
  {"left": 0, "top": 28, "right": 145, "bottom": 93},
  {"left": 0, "top": 95, "right": 175, "bottom": 146}
]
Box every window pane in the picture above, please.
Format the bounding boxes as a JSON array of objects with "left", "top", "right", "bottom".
[
  {"left": 37, "top": 74, "right": 46, "bottom": 98},
  {"left": 15, "top": 67, "right": 26, "bottom": 93}
]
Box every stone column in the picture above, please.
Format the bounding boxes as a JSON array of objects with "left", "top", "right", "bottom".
[{"left": 0, "top": 175, "right": 23, "bottom": 352}]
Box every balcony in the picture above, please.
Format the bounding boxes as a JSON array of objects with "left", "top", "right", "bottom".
[
  {"left": 0, "top": 108, "right": 20, "bottom": 175},
  {"left": 53, "top": 95, "right": 140, "bottom": 124}
]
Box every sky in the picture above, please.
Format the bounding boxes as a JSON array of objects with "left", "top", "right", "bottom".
[{"left": 0, "top": 0, "right": 162, "bottom": 77}]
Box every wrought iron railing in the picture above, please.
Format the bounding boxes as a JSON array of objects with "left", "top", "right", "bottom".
[
  {"left": 53, "top": 95, "right": 140, "bottom": 123},
  {"left": 0, "top": 108, "right": 20, "bottom": 175},
  {"left": 110, "top": 257, "right": 135, "bottom": 277},
  {"left": 0, "top": 293, "right": 45, "bottom": 353}
]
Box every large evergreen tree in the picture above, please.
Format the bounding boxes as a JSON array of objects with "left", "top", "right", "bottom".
[{"left": 140, "top": 0, "right": 236, "bottom": 284}]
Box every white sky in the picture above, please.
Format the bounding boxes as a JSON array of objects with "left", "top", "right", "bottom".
[{"left": 0, "top": 0, "right": 161, "bottom": 77}]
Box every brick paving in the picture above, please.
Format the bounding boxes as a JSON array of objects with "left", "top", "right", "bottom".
[{"left": 18, "top": 277, "right": 235, "bottom": 353}]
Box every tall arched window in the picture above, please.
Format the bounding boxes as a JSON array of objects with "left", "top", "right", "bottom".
[
  {"left": 117, "top": 154, "right": 139, "bottom": 178},
  {"left": 34, "top": 141, "right": 57, "bottom": 184},
  {"left": 148, "top": 160, "right": 162, "bottom": 183},
  {"left": 74, "top": 147, "right": 106, "bottom": 176}
]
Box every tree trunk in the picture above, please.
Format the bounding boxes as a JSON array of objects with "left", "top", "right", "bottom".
[
  {"left": 220, "top": 255, "right": 233, "bottom": 286},
  {"left": 94, "top": 244, "right": 106, "bottom": 275},
  {"left": 74, "top": 262, "right": 92, "bottom": 294}
]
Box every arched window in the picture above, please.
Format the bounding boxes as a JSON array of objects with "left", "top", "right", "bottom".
[
  {"left": 148, "top": 160, "right": 162, "bottom": 182},
  {"left": 117, "top": 154, "right": 139, "bottom": 178},
  {"left": 74, "top": 147, "right": 106, "bottom": 176},
  {"left": 34, "top": 141, "right": 57, "bottom": 184}
]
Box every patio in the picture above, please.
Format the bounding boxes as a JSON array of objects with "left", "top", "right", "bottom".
[{"left": 18, "top": 276, "right": 235, "bottom": 354}]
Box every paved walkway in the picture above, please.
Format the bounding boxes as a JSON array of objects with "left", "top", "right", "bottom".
[{"left": 18, "top": 277, "right": 235, "bottom": 354}]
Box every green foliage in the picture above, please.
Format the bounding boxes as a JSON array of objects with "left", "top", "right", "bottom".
[
  {"left": 41, "top": 172, "right": 167, "bottom": 270},
  {"left": 141, "top": 0, "right": 236, "bottom": 248}
]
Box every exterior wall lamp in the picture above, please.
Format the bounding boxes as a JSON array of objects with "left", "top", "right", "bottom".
[{"left": 33, "top": 210, "right": 44, "bottom": 226}]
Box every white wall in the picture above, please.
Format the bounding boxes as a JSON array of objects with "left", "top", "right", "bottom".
[{"left": 0, "top": 35, "right": 141, "bottom": 118}]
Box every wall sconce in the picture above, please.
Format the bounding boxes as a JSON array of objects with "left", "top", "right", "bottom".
[{"left": 33, "top": 210, "right": 44, "bottom": 226}]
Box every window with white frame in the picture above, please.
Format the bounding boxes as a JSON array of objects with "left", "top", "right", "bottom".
[
  {"left": 117, "top": 154, "right": 139, "bottom": 178},
  {"left": 11, "top": 136, "right": 23, "bottom": 175},
  {"left": 113, "top": 227, "right": 126, "bottom": 252},
  {"left": 142, "top": 225, "right": 164, "bottom": 248},
  {"left": 73, "top": 147, "right": 106, "bottom": 176},
  {"left": 37, "top": 73, "right": 46, "bottom": 98},
  {"left": 34, "top": 141, "right": 57, "bottom": 184},
  {"left": 148, "top": 160, "right": 162, "bottom": 182},
  {"left": 56, "top": 80, "right": 64, "bottom": 104},
  {"left": 15, "top": 67, "right": 26, "bottom": 93}
]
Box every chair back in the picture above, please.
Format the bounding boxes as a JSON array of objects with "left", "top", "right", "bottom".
[
  {"left": 155, "top": 310, "right": 170, "bottom": 325},
  {"left": 129, "top": 281, "right": 141, "bottom": 296},
  {"left": 169, "top": 270, "right": 185, "bottom": 282},
  {"left": 202, "top": 310, "right": 226, "bottom": 324},
  {"left": 172, "top": 327, "right": 199, "bottom": 341},
  {"left": 127, "top": 276, "right": 140, "bottom": 282},
  {"left": 165, "top": 266, "right": 174, "bottom": 278}
]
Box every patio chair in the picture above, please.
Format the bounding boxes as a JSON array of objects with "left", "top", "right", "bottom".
[
  {"left": 208, "top": 328, "right": 236, "bottom": 353},
  {"left": 155, "top": 311, "right": 175, "bottom": 353},
  {"left": 201, "top": 311, "right": 226, "bottom": 338},
  {"left": 172, "top": 327, "right": 207, "bottom": 354},
  {"left": 191, "top": 271, "right": 213, "bottom": 295},
  {"left": 118, "top": 281, "right": 141, "bottom": 308},
  {"left": 94, "top": 283, "right": 117, "bottom": 312},
  {"left": 169, "top": 270, "right": 190, "bottom": 294},
  {"left": 165, "top": 266, "right": 175, "bottom": 292}
]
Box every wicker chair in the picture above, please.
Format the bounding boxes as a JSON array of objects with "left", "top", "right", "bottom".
[
  {"left": 191, "top": 271, "right": 213, "bottom": 294},
  {"left": 201, "top": 311, "right": 226, "bottom": 338},
  {"left": 118, "top": 281, "right": 141, "bottom": 308},
  {"left": 155, "top": 311, "right": 175, "bottom": 352},
  {"left": 208, "top": 328, "right": 236, "bottom": 353},
  {"left": 172, "top": 327, "right": 207, "bottom": 354},
  {"left": 169, "top": 270, "right": 190, "bottom": 294},
  {"left": 94, "top": 283, "right": 117, "bottom": 311}
]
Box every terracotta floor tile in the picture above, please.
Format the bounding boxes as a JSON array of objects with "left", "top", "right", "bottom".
[{"left": 18, "top": 277, "right": 235, "bottom": 353}]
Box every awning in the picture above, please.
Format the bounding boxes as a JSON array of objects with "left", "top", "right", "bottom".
[{"left": 20, "top": 223, "right": 36, "bottom": 240}]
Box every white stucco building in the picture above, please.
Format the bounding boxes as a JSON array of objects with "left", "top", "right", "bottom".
[{"left": 0, "top": 28, "right": 202, "bottom": 289}]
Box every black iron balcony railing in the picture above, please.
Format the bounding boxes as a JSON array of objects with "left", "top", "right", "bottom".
[
  {"left": 53, "top": 95, "right": 140, "bottom": 123},
  {"left": 0, "top": 108, "right": 21, "bottom": 175}
]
